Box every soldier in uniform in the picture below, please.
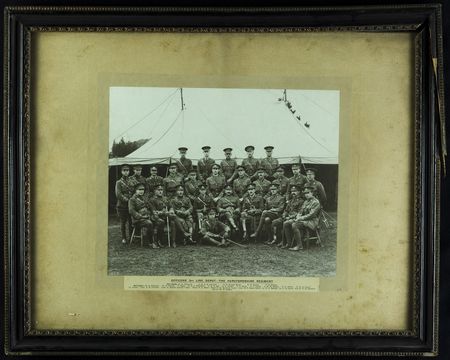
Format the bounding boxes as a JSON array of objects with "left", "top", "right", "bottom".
[
  {"left": 164, "top": 163, "right": 183, "bottom": 198},
  {"left": 241, "top": 183, "right": 264, "bottom": 241},
  {"left": 286, "top": 163, "right": 307, "bottom": 199},
  {"left": 233, "top": 165, "right": 251, "bottom": 199},
  {"left": 206, "top": 163, "right": 226, "bottom": 201},
  {"left": 146, "top": 166, "right": 164, "bottom": 196},
  {"left": 289, "top": 186, "right": 322, "bottom": 251},
  {"left": 148, "top": 185, "right": 171, "bottom": 247},
  {"left": 197, "top": 146, "right": 216, "bottom": 181},
  {"left": 115, "top": 164, "right": 134, "bottom": 244},
  {"left": 220, "top": 148, "right": 238, "bottom": 184},
  {"left": 129, "top": 164, "right": 148, "bottom": 193},
  {"left": 192, "top": 183, "right": 214, "bottom": 231},
  {"left": 184, "top": 169, "right": 201, "bottom": 201},
  {"left": 253, "top": 168, "right": 271, "bottom": 197},
  {"left": 260, "top": 146, "right": 279, "bottom": 181},
  {"left": 128, "top": 183, "right": 159, "bottom": 248},
  {"left": 199, "top": 208, "right": 230, "bottom": 247},
  {"left": 250, "top": 183, "right": 285, "bottom": 243},
  {"left": 305, "top": 167, "right": 327, "bottom": 207},
  {"left": 272, "top": 186, "right": 304, "bottom": 248},
  {"left": 271, "top": 166, "right": 289, "bottom": 196},
  {"left": 175, "top": 147, "right": 193, "bottom": 179},
  {"left": 241, "top": 145, "right": 260, "bottom": 180},
  {"left": 169, "top": 185, "right": 195, "bottom": 246},
  {"left": 217, "top": 184, "right": 240, "bottom": 232}
]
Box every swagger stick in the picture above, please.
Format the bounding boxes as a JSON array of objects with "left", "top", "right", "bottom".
[
  {"left": 165, "top": 206, "right": 171, "bottom": 248},
  {"left": 219, "top": 236, "right": 248, "bottom": 248},
  {"left": 196, "top": 196, "right": 207, "bottom": 230}
]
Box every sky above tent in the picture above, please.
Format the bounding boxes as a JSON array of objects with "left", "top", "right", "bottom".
[{"left": 109, "top": 87, "right": 340, "bottom": 164}]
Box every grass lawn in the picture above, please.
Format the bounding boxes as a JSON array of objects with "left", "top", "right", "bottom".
[{"left": 108, "top": 214, "right": 337, "bottom": 277}]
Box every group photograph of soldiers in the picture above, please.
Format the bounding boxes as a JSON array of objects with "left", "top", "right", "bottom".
[
  {"left": 109, "top": 145, "right": 338, "bottom": 277},
  {"left": 108, "top": 87, "right": 339, "bottom": 277}
]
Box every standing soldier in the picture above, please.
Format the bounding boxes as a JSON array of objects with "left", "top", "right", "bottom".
[
  {"left": 233, "top": 165, "right": 251, "bottom": 199},
  {"left": 206, "top": 164, "right": 226, "bottom": 201},
  {"left": 220, "top": 148, "right": 237, "bottom": 184},
  {"left": 260, "top": 146, "right": 279, "bottom": 180},
  {"left": 250, "top": 183, "right": 285, "bottom": 243},
  {"left": 169, "top": 185, "right": 195, "bottom": 246},
  {"left": 192, "top": 183, "right": 214, "bottom": 231},
  {"left": 271, "top": 166, "right": 289, "bottom": 196},
  {"left": 272, "top": 186, "right": 304, "bottom": 248},
  {"left": 253, "top": 168, "right": 271, "bottom": 197},
  {"left": 115, "top": 164, "right": 134, "bottom": 244},
  {"left": 128, "top": 164, "right": 149, "bottom": 202},
  {"left": 241, "top": 183, "right": 264, "bottom": 241},
  {"left": 164, "top": 163, "right": 183, "bottom": 198},
  {"left": 286, "top": 163, "right": 307, "bottom": 199},
  {"left": 217, "top": 185, "right": 240, "bottom": 232},
  {"left": 199, "top": 208, "right": 230, "bottom": 247},
  {"left": 175, "top": 147, "right": 193, "bottom": 179},
  {"left": 146, "top": 166, "right": 164, "bottom": 196},
  {"left": 129, "top": 164, "right": 148, "bottom": 191},
  {"left": 148, "top": 185, "right": 171, "bottom": 247},
  {"left": 184, "top": 169, "right": 201, "bottom": 200},
  {"left": 289, "top": 186, "right": 322, "bottom": 251},
  {"left": 305, "top": 167, "right": 327, "bottom": 207},
  {"left": 128, "top": 183, "right": 159, "bottom": 248},
  {"left": 241, "top": 145, "right": 260, "bottom": 180},
  {"left": 197, "top": 146, "right": 216, "bottom": 181}
]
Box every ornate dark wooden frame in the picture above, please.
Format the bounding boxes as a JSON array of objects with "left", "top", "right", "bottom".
[{"left": 3, "top": 4, "right": 444, "bottom": 356}]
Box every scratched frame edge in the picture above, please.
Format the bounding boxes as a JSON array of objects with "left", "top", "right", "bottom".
[{"left": 3, "top": 5, "right": 442, "bottom": 356}]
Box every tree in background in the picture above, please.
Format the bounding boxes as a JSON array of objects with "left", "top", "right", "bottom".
[{"left": 110, "top": 137, "right": 149, "bottom": 158}]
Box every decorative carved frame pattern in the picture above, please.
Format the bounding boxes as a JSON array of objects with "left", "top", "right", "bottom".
[{"left": 3, "top": 4, "right": 444, "bottom": 356}]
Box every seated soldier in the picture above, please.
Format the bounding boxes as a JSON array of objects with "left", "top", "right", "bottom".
[
  {"left": 240, "top": 183, "right": 264, "bottom": 241},
  {"left": 169, "top": 185, "right": 195, "bottom": 246},
  {"left": 253, "top": 168, "right": 271, "bottom": 197},
  {"left": 233, "top": 165, "right": 251, "bottom": 199},
  {"left": 128, "top": 183, "right": 159, "bottom": 248},
  {"left": 289, "top": 186, "right": 322, "bottom": 251},
  {"left": 199, "top": 208, "right": 230, "bottom": 247},
  {"left": 216, "top": 184, "right": 240, "bottom": 231},
  {"left": 164, "top": 163, "right": 183, "bottom": 198},
  {"left": 250, "top": 183, "right": 285, "bottom": 243},
  {"left": 192, "top": 183, "right": 214, "bottom": 231},
  {"left": 273, "top": 186, "right": 304, "bottom": 248},
  {"left": 148, "top": 185, "right": 171, "bottom": 247},
  {"left": 206, "top": 163, "right": 226, "bottom": 201}
]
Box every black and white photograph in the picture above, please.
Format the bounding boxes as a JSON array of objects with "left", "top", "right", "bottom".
[{"left": 108, "top": 87, "right": 339, "bottom": 277}]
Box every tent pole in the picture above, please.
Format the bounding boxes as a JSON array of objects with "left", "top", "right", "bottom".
[{"left": 180, "top": 88, "right": 185, "bottom": 110}]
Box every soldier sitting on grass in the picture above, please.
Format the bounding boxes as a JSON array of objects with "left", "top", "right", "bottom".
[{"left": 199, "top": 208, "right": 230, "bottom": 247}]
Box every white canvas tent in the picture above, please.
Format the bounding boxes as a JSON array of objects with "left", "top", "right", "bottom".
[{"left": 109, "top": 87, "right": 339, "bottom": 166}]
